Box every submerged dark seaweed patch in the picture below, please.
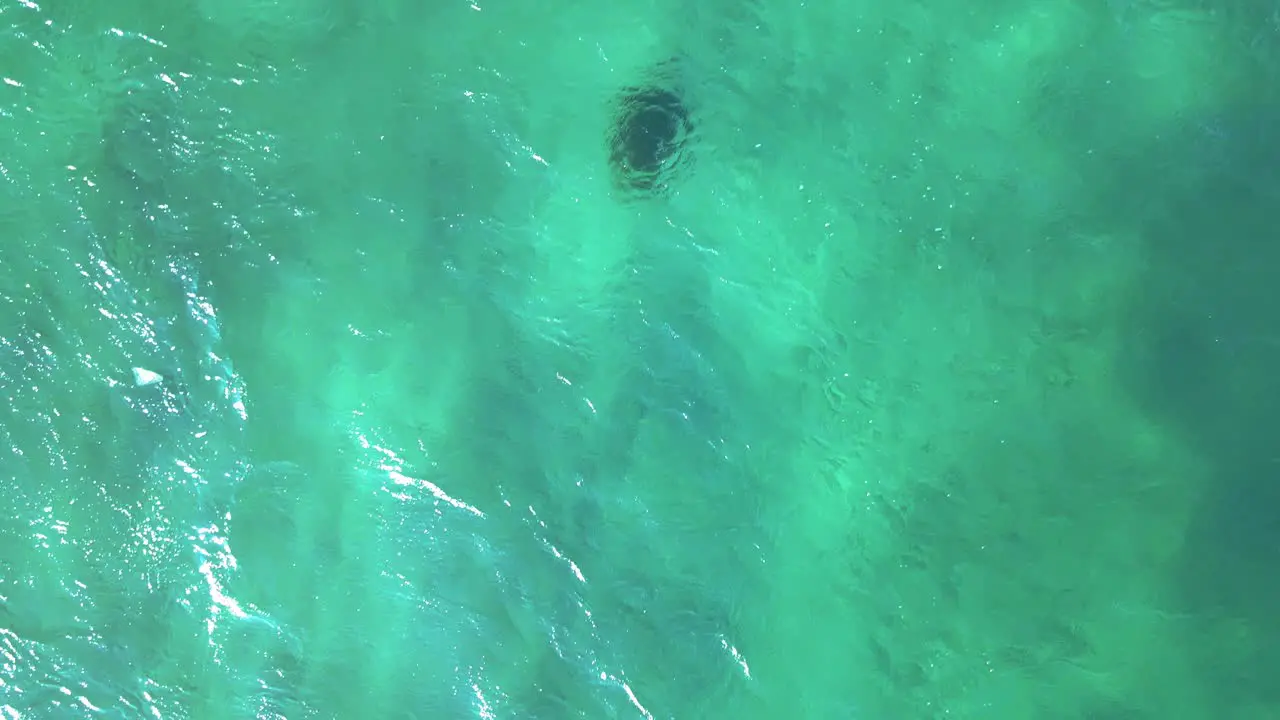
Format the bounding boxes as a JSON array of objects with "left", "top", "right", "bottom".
[{"left": 607, "top": 65, "right": 693, "bottom": 199}]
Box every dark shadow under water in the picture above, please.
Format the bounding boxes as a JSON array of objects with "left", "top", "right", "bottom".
[{"left": 1109, "top": 91, "right": 1280, "bottom": 705}]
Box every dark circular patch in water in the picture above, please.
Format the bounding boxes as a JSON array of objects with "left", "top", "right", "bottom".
[{"left": 607, "top": 70, "right": 692, "bottom": 199}]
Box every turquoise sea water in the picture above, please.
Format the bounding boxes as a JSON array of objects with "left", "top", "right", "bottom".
[{"left": 3, "top": 0, "right": 1279, "bottom": 718}]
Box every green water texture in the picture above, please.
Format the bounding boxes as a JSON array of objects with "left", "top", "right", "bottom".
[{"left": 2, "top": 0, "right": 1279, "bottom": 718}]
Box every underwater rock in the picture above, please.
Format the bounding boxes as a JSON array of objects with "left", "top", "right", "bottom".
[{"left": 607, "top": 61, "right": 693, "bottom": 199}]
